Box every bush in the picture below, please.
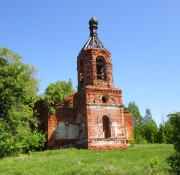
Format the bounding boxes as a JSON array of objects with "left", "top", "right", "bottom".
[
  {"left": 135, "top": 135, "right": 148, "bottom": 144},
  {"left": 145, "top": 156, "right": 164, "bottom": 175},
  {"left": 166, "top": 112, "right": 180, "bottom": 174},
  {"left": 167, "top": 152, "right": 180, "bottom": 175}
]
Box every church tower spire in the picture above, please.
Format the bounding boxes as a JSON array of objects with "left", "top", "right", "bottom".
[
  {"left": 77, "top": 16, "right": 114, "bottom": 91},
  {"left": 82, "top": 16, "right": 104, "bottom": 50},
  {"left": 89, "top": 15, "right": 98, "bottom": 37}
]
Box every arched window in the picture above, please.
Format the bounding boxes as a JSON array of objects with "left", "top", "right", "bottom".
[
  {"left": 96, "top": 56, "right": 106, "bottom": 80},
  {"left": 103, "top": 116, "right": 111, "bottom": 138}
]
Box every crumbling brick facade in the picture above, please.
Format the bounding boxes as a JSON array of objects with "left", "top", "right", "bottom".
[{"left": 36, "top": 16, "right": 134, "bottom": 150}]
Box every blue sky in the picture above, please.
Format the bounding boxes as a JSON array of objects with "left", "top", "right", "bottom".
[{"left": 1, "top": 0, "right": 180, "bottom": 125}]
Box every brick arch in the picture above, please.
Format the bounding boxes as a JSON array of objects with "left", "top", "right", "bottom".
[
  {"left": 95, "top": 55, "right": 106, "bottom": 61},
  {"left": 97, "top": 112, "right": 113, "bottom": 124}
]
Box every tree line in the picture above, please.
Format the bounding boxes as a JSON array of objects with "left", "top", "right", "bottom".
[{"left": 125, "top": 102, "right": 173, "bottom": 144}]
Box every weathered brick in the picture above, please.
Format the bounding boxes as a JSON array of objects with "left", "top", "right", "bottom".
[{"left": 35, "top": 17, "right": 134, "bottom": 150}]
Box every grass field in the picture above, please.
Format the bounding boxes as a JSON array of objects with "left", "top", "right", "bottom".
[{"left": 0, "top": 144, "right": 173, "bottom": 175}]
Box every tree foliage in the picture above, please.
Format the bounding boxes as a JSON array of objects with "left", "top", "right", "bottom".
[
  {"left": 127, "top": 102, "right": 145, "bottom": 143},
  {"left": 128, "top": 102, "right": 143, "bottom": 127},
  {"left": 43, "top": 80, "right": 75, "bottom": 113},
  {"left": 0, "top": 47, "right": 45, "bottom": 157},
  {"left": 167, "top": 112, "right": 180, "bottom": 174},
  {"left": 157, "top": 124, "right": 166, "bottom": 143},
  {"left": 143, "top": 118, "right": 158, "bottom": 143},
  {"left": 143, "top": 109, "right": 158, "bottom": 143},
  {"left": 164, "top": 120, "right": 173, "bottom": 144},
  {"left": 127, "top": 103, "right": 161, "bottom": 144},
  {"left": 143, "top": 108, "right": 152, "bottom": 124}
]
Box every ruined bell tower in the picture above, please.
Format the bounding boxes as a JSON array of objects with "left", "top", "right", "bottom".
[
  {"left": 74, "top": 16, "right": 134, "bottom": 149},
  {"left": 36, "top": 16, "right": 134, "bottom": 150},
  {"left": 77, "top": 16, "right": 114, "bottom": 91}
]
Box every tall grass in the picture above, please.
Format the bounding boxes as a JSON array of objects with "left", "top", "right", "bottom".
[{"left": 0, "top": 144, "right": 173, "bottom": 175}]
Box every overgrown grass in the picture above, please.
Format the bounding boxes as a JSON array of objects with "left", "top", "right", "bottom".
[{"left": 0, "top": 144, "right": 173, "bottom": 175}]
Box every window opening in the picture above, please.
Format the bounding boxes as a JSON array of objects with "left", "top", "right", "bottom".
[
  {"left": 102, "top": 96, "right": 106, "bottom": 103},
  {"left": 103, "top": 116, "right": 111, "bottom": 138},
  {"left": 96, "top": 57, "right": 106, "bottom": 80}
]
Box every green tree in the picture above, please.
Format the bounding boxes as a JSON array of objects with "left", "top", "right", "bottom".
[
  {"left": 0, "top": 47, "right": 45, "bottom": 157},
  {"left": 43, "top": 80, "right": 75, "bottom": 113},
  {"left": 127, "top": 102, "right": 142, "bottom": 128},
  {"left": 157, "top": 123, "right": 166, "bottom": 143},
  {"left": 143, "top": 109, "right": 158, "bottom": 143},
  {"left": 164, "top": 120, "right": 173, "bottom": 144},
  {"left": 143, "top": 108, "right": 152, "bottom": 124},
  {"left": 143, "top": 119, "right": 158, "bottom": 143},
  {"left": 167, "top": 112, "right": 180, "bottom": 174},
  {"left": 127, "top": 102, "right": 145, "bottom": 143}
]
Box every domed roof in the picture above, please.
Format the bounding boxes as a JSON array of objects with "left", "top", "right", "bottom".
[
  {"left": 81, "top": 16, "right": 105, "bottom": 50},
  {"left": 89, "top": 15, "right": 98, "bottom": 26}
]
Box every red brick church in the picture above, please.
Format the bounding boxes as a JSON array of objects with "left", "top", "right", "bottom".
[{"left": 36, "top": 16, "right": 134, "bottom": 150}]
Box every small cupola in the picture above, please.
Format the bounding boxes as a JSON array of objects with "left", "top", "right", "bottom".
[
  {"left": 82, "top": 16, "right": 105, "bottom": 50},
  {"left": 89, "top": 16, "right": 98, "bottom": 37}
]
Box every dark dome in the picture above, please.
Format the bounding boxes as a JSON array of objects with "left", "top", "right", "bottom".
[
  {"left": 81, "top": 15, "right": 105, "bottom": 50},
  {"left": 89, "top": 15, "right": 98, "bottom": 26}
]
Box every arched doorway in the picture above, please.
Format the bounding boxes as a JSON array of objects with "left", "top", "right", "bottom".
[{"left": 102, "top": 115, "right": 111, "bottom": 138}]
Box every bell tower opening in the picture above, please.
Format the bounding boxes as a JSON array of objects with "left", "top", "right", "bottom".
[
  {"left": 103, "top": 115, "right": 111, "bottom": 139},
  {"left": 96, "top": 56, "right": 106, "bottom": 80},
  {"left": 79, "top": 59, "right": 84, "bottom": 83}
]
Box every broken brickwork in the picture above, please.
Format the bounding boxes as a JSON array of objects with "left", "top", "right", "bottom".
[{"left": 36, "top": 16, "right": 134, "bottom": 150}]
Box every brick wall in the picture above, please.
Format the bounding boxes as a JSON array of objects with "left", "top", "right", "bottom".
[{"left": 124, "top": 110, "right": 134, "bottom": 140}]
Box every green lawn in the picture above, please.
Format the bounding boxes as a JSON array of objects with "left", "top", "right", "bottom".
[{"left": 0, "top": 144, "right": 173, "bottom": 175}]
